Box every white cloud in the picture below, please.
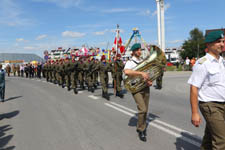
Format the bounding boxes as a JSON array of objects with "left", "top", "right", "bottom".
[
  {"left": 93, "top": 29, "right": 109, "bottom": 36},
  {"left": 0, "top": 0, "right": 32, "bottom": 26},
  {"left": 168, "top": 40, "right": 183, "bottom": 44},
  {"left": 36, "top": 34, "right": 48, "bottom": 40},
  {"left": 138, "top": 9, "right": 151, "bottom": 16},
  {"left": 16, "top": 38, "right": 27, "bottom": 42},
  {"left": 32, "top": 0, "right": 81, "bottom": 8},
  {"left": 101, "top": 8, "right": 136, "bottom": 13},
  {"left": 24, "top": 46, "right": 35, "bottom": 50},
  {"left": 62, "top": 31, "right": 86, "bottom": 38}
]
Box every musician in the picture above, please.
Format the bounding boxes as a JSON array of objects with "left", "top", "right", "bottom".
[{"left": 123, "top": 43, "right": 152, "bottom": 142}]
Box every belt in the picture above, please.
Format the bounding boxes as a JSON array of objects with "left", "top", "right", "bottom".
[{"left": 199, "top": 101, "right": 225, "bottom": 104}]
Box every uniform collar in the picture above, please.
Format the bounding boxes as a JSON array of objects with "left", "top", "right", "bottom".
[{"left": 206, "top": 53, "right": 223, "bottom": 63}]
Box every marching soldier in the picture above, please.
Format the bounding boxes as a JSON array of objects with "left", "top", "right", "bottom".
[
  {"left": 59, "top": 59, "right": 65, "bottom": 88},
  {"left": 97, "top": 55, "right": 111, "bottom": 100},
  {"left": 77, "top": 57, "right": 85, "bottom": 90},
  {"left": 5, "top": 64, "right": 11, "bottom": 77},
  {"left": 64, "top": 57, "right": 71, "bottom": 90},
  {"left": 70, "top": 56, "right": 79, "bottom": 94},
  {"left": 112, "top": 54, "right": 124, "bottom": 98},
  {"left": 12, "top": 64, "right": 16, "bottom": 76},
  {"left": 86, "top": 57, "right": 95, "bottom": 93},
  {"left": 16, "top": 64, "right": 21, "bottom": 76},
  {"left": 124, "top": 43, "right": 153, "bottom": 142}
]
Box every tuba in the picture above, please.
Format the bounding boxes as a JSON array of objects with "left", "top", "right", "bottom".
[{"left": 124, "top": 45, "right": 167, "bottom": 93}]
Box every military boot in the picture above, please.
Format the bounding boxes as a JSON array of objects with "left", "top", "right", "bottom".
[
  {"left": 116, "top": 91, "right": 124, "bottom": 98},
  {"left": 73, "top": 88, "right": 78, "bottom": 94},
  {"left": 103, "top": 92, "right": 110, "bottom": 101}
]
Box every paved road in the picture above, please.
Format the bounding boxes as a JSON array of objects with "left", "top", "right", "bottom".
[{"left": 0, "top": 72, "right": 204, "bottom": 150}]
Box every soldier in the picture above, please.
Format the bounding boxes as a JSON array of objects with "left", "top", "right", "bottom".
[
  {"left": 70, "top": 56, "right": 78, "bottom": 94},
  {"left": 16, "top": 64, "right": 20, "bottom": 76},
  {"left": 24, "top": 64, "right": 29, "bottom": 78},
  {"left": 5, "top": 64, "right": 11, "bottom": 77},
  {"left": 77, "top": 57, "right": 85, "bottom": 90},
  {"left": 86, "top": 56, "right": 95, "bottom": 93},
  {"left": 37, "top": 63, "right": 42, "bottom": 79},
  {"left": 93, "top": 59, "right": 99, "bottom": 89},
  {"left": 97, "top": 55, "right": 111, "bottom": 100},
  {"left": 0, "top": 64, "right": 5, "bottom": 102},
  {"left": 188, "top": 30, "right": 225, "bottom": 149},
  {"left": 124, "top": 43, "right": 153, "bottom": 142},
  {"left": 12, "top": 64, "right": 16, "bottom": 76},
  {"left": 64, "top": 57, "right": 71, "bottom": 90},
  {"left": 155, "top": 52, "right": 167, "bottom": 90},
  {"left": 59, "top": 59, "right": 65, "bottom": 88},
  {"left": 112, "top": 54, "right": 125, "bottom": 98},
  {"left": 43, "top": 62, "right": 49, "bottom": 81}
]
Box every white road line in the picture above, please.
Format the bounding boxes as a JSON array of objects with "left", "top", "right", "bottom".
[
  {"left": 105, "top": 103, "right": 201, "bottom": 147},
  {"left": 110, "top": 101, "right": 202, "bottom": 141},
  {"left": 110, "top": 102, "right": 137, "bottom": 113},
  {"left": 88, "top": 95, "right": 99, "bottom": 100}
]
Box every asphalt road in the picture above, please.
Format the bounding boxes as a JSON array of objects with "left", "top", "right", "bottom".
[{"left": 0, "top": 72, "right": 205, "bottom": 150}]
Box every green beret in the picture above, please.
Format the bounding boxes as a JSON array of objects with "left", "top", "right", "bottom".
[
  {"left": 130, "top": 43, "right": 141, "bottom": 51},
  {"left": 205, "top": 30, "right": 224, "bottom": 43}
]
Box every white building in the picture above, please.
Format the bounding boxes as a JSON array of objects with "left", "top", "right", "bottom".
[{"left": 165, "top": 47, "right": 183, "bottom": 64}]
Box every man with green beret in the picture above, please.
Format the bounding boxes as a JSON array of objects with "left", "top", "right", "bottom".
[
  {"left": 188, "top": 30, "right": 225, "bottom": 149},
  {"left": 124, "top": 43, "right": 152, "bottom": 142}
]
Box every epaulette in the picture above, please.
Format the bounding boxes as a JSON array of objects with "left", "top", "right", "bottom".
[{"left": 198, "top": 57, "right": 207, "bottom": 64}]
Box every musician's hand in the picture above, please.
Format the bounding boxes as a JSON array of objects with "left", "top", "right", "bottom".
[
  {"left": 146, "top": 80, "right": 152, "bottom": 86},
  {"left": 141, "top": 72, "right": 149, "bottom": 81}
]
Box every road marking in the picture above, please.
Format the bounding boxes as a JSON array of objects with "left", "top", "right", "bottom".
[
  {"left": 105, "top": 102, "right": 201, "bottom": 147},
  {"left": 88, "top": 95, "right": 99, "bottom": 100},
  {"left": 110, "top": 102, "right": 137, "bottom": 113},
  {"left": 78, "top": 91, "right": 83, "bottom": 94}
]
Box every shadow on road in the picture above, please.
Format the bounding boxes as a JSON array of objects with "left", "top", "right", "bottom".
[
  {"left": 0, "top": 111, "right": 20, "bottom": 120},
  {"left": 4, "top": 96, "right": 23, "bottom": 102},
  {"left": 175, "top": 132, "right": 202, "bottom": 150},
  {"left": 0, "top": 110, "right": 19, "bottom": 150},
  {"left": 128, "top": 113, "right": 160, "bottom": 127}
]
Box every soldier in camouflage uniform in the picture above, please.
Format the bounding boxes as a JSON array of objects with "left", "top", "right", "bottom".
[
  {"left": 112, "top": 54, "right": 124, "bottom": 98},
  {"left": 97, "top": 55, "right": 111, "bottom": 100},
  {"left": 93, "top": 59, "right": 99, "bottom": 88},
  {"left": 86, "top": 57, "right": 95, "bottom": 93},
  {"left": 77, "top": 57, "right": 85, "bottom": 90},
  {"left": 64, "top": 57, "right": 71, "bottom": 91},
  {"left": 70, "top": 56, "right": 79, "bottom": 94},
  {"left": 59, "top": 59, "right": 65, "bottom": 88}
]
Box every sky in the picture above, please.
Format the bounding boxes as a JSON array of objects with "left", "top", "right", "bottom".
[{"left": 0, "top": 0, "right": 225, "bottom": 57}]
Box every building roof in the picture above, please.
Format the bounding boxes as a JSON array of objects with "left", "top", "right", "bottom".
[{"left": 0, "top": 53, "right": 44, "bottom": 63}]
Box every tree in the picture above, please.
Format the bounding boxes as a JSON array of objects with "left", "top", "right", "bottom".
[{"left": 180, "top": 28, "right": 206, "bottom": 60}]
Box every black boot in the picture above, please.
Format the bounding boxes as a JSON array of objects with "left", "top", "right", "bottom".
[
  {"left": 73, "top": 88, "right": 78, "bottom": 94},
  {"left": 103, "top": 92, "right": 110, "bottom": 101},
  {"left": 67, "top": 87, "right": 71, "bottom": 91},
  {"left": 137, "top": 131, "right": 147, "bottom": 142},
  {"left": 116, "top": 91, "right": 124, "bottom": 98},
  {"left": 62, "top": 84, "right": 65, "bottom": 88},
  {"left": 91, "top": 87, "right": 94, "bottom": 93}
]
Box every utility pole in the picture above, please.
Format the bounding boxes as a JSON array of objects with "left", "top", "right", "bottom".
[{"left": 156, "top": 0, "right": 165, "bottom": 52}]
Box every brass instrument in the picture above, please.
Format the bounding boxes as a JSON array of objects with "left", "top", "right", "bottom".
[{"left": 124, "top": 45, "right": 167, "bottom": 93}]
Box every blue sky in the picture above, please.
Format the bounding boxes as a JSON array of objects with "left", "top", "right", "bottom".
[{"left": 0, "top": 0, "right": 225, "bottom": 57}]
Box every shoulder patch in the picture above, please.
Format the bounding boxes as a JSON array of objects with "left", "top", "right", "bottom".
[{"left": 198, "top": 57, "right": 207, "bottom": 64}]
